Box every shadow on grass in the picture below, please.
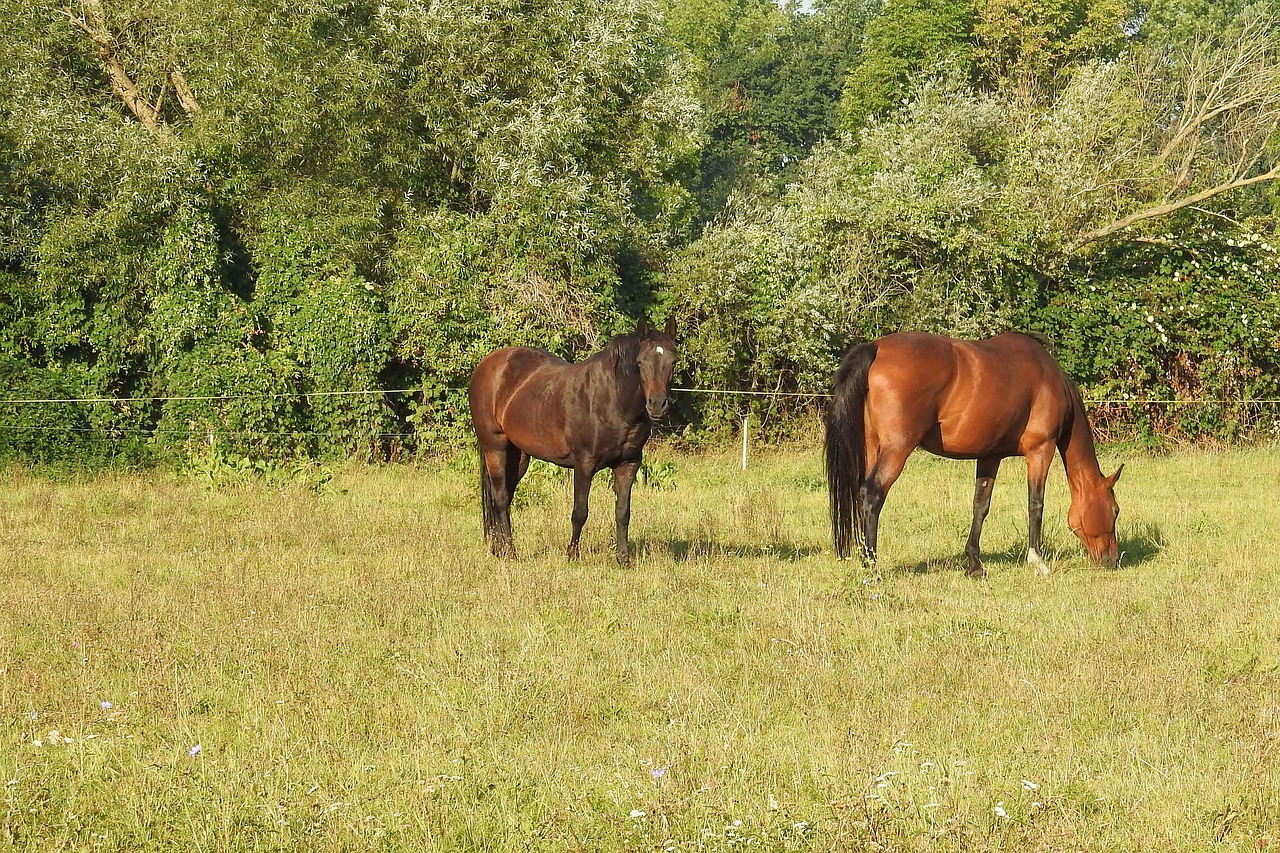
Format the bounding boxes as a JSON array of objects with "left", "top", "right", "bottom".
[
  {"left": 663, "top": 539, "right": 822, "bottom": 562},
  {"left": 888, "top": 523, "right": 1165, "bottom": 575},
  {"left": 889, "top": 553, "right": 1023, "bottom": 576},
  {"left": 1117, "top": 522, "right": 1165, "bottom": 567}
]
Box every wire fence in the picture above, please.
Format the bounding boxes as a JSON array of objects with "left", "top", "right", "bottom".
[
  {"left": 5, "top": 386, "right": 1280, "bottom": 406},
  {"left": 3, "top": 386, "right": 1280, "bottom": 445}
]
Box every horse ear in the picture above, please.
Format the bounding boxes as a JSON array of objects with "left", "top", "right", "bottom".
[
  {"left": 636, "top": 318, "right": 649, "bottom": 337},
  {"left": 1106, "top": 464, "right": 1124, "bottom": 487},
  {"left": 664, "top": 316, "right": 676, "bottom": 338}
]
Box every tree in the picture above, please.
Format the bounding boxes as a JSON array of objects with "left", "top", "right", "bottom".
[
  {"left": 666, "top": 0, "right": 874, "bottom": 226},
  {"left": 838, "top": 0, "right": 978, "bottom": 132},
  {"left": 1067, "top": 8, "right": 1280, "bottom": 247},
  {"left": 0, "top": 0, "right": 703, "bottom": 460},
  {"left": 666, "top": 6, "right": 1280, "bottom": 437},
  {"left": 973, "top": 0, "right": 1135, "bottom": 92},
  {"left": 1134, "top": 0, "right": 1259, "bottom": 49}
]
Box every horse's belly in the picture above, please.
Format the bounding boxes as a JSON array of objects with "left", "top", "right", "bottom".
[
  {"left": 500, "top": 410, "right": 575, "bottom": 467},
  {"left": 921, "top": 424, "right": 1022, "bottom": 460}
]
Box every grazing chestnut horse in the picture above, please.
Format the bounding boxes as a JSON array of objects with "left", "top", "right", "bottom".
[
  {"left": 825, "top": 332, "right": 1122, "bottom": 575},
  {"left": 468, "top": 318, "right": 677, "bottom": 565}
]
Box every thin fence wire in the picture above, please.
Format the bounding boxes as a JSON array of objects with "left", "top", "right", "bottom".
[
  {"left": 0, "top": 388, "right": 428, "bottom": 405},
  {"left": 3, "top": 385, "right": 1279, "bottom": 447},
  {"left": 4, "top": 386, "right": 1280, "bottom": 405}
]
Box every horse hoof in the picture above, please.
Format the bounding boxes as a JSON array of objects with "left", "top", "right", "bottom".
[
  {"left": 965, "top": 566, "right": 987, "bottom": 579},
  {"left": 488, "top": 543, "right": 515, "bottom": 559},
  {"left": 566, "top": 545, "right": 580, "bottom": 561}
]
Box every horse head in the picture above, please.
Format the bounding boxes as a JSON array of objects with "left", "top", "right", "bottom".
[
  {"left": 635, "top": 317, "right": 677, "bottom": 420},
  {"left": 1068, "top": 464, "right": 1123, "bottom": 567}
]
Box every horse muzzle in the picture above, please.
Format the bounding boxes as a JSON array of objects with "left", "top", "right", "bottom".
[
  {"left": 1090, "top": 538, "right": 1120, "bottom": 568},
  {"left": 646, "top": 397, "right": 669, "bottom": 420}
]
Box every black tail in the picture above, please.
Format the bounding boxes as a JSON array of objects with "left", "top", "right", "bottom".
[
  {"left": 825, "top": 342, "right": 877, "bottom": 559},
  {"left": 479, "top": 448, "right": 496, "bottom": 542}
]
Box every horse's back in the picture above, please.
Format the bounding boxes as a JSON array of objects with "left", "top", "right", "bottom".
[
  {"left": 871, "top": 331, "right": 1062, "bottom": 392},
  {"left": 469, "top": 347, "right": 568, "bottom": 426},
  {"left": 867, "top": 332, "right": 1072, "bottom": 457}
]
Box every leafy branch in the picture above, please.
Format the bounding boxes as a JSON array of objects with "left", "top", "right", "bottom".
[
  {"left": 61, "top": 0, "right": 201, "bottom": 135},
  {"left": 1072, "top": 10, "right": 1280, "bottom": 250}
]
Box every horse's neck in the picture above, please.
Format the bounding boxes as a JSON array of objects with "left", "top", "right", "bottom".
[
  {"left": 1060, "top": 397, "right": 1105, "bottom": 493},
  {"left": 612, "top": 370, "right": 646, "bottom": 421},
  {"left": 582, "top": 356, "right": 645, "bottom": 421}
]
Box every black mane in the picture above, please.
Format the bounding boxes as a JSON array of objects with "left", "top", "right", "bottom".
[{"left": 587, "top": 331, "right": 643, "bottom": 379}]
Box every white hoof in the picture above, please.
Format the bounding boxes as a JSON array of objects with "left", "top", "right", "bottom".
[{"left": 1028, "top": 548, "right": 1052, "bottom": 576}]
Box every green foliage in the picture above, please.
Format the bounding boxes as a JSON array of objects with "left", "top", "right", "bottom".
[
  {"left": 1135, "top": 0, "right": 1261, "bottom": 48},
  {"left": 1031, "top": 228, "right": 1280, "bottom": 441},
  {"left": 664, "top": 216, "right": 853, "bottom": 433},
  {"left": 639, "top": 458, "right": 679, "bottom": 490},
  {"left": 974, "top": 0, "right": 1135, "bottom": 88},
  {"left": 153, "top": 338, "right": 306, "bottom": 459},
  {"left": 0, "top": 0, "right": 702, "bottom": 463},
  {"left": 185, "top": 444, "right": 340, "bottom": 493},
  {"left": 839, "top": 0, "right": 978, "bottom": 132},
  {"left": 672, "top": 0, "right": 871, "bottom": 223},
  {"left": 274, "top": 274, "right": 399, "bottom": 460},
  {"left": 1, "top": 0, "right": 1278, "bottom": 459},
  {"left": 674, "top": 54, "right": 1280, "bottom": 444},
  {"left": 0, "top": 357, "right": 149, "bottom": 471}
]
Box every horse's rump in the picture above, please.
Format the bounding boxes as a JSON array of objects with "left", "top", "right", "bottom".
[{"left": 469, "top": 346, "right": 578, "bottom": 464}]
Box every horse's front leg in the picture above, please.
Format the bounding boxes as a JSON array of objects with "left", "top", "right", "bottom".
[
  {"left": 567, "top": 462, "right": 594, "bottom": 560},
  {"left": 611, "top": 460, "right": 640, "bottom": 567},
  {"left": 1026, "top": 446, "right": 1055, "bottom": 576},
  {"left": 964, "top": 458, "right": 1001, "bottom": 577}
]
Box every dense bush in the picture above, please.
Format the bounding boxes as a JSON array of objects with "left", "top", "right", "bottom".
[
  {"left": 667, "top": 61, "right": 1280, "bottom": 444},
  {"left": 1033, "top": 228, "right": 1280, "bottom": 442},
  {"left": 662, "top": 216, "right": 851, "bottom": 433},
  {"left": 0, "top": 0, "right": 700, "bottom": 467},
  {"left": 0, "top": 357, "right": 150, "bottom": 470}
]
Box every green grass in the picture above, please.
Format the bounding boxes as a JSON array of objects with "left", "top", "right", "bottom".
[{"left": 3, "top": 445, "right": 1280, "bottom": 851}]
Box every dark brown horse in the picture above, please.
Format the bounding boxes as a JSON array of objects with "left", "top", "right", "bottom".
[
  {"left": 825, "top": 332, "right": 1122, "bottom": 575},
  {"left": 468, "top": 318, "right": 677, "bottom": 565}
]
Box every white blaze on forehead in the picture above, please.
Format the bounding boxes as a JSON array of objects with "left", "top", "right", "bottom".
[{"left": 655, "top": 346, "right": 665, "bottom": 355}]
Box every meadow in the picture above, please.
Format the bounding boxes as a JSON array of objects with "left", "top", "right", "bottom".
[{"left": 2, "top": 442, "right": 1279, "bottom": 851}]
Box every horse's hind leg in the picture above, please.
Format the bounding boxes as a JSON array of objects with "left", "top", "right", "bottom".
[
  {"left": 481, "top": 445, "right": 520, "bottom": 558},
  {"left": 964, "top": 458, "right": 1001, "bottom": 578},
  {"left": 858, "top": 446, "right": 911, "bottom": 570}
]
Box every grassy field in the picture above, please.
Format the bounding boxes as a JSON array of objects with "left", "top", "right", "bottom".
[{"left": 3, "top": 443, "right": 1280, "bottom": 851}]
